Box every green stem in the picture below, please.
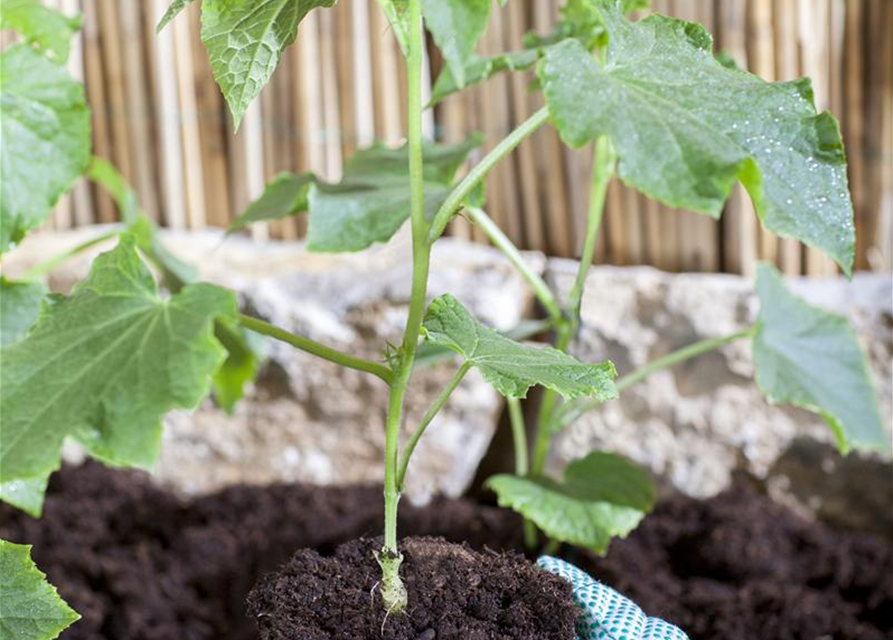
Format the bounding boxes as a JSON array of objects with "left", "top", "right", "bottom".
[
  {"left": 238, "top": 314, "right": 392, "bottom": 384},
  {"left": 427, "top": 107, "right": 550, "bottom": 244},
  {"left": 507, "top": 397, "right": 528, "bottom": 476},
  {"left": 555, "top": 328, "right": 757, "bottom": 431},
  {"left": 380, "top": 0, "right": 426, "bottom": 612},
  {"left": 616, "top": 328, "right": 756, "bottom": 393},
  {"left": 531, "top": 137, "right": 616, "bottom": 474},
  {"left": 465, "top": 206, "right": 563, "bottom": 324},
  {"left": 21, "top": 230, "right": 120, "bottom": 280},
  {"left": 396, "top": 362, "right": 472, "bottom": 490}
]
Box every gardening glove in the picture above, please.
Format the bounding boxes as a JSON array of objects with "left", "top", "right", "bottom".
[{"left": 537, "top": 556, "right": 689, "bottom": 640}]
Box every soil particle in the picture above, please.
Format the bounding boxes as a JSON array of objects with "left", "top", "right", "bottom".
[
  {"left": 246, "top": 536, "right": 577, "bottom": 640},
  {"left": 0, "top": 463, "right": 890, "bottom": 640}
]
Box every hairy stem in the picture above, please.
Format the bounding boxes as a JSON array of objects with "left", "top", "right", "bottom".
[
  {"left": 380, "top": 0, "right": 426, "bottom": 613},
  {"left": 555, "top": 328, "right": 757, "bottom": 431},
  {"left": 531, "top": 137, "right": 616, "bottom": 474},
  {"left": 465, "top": 206, "right": 563, "bottom": 324},
  {"left": 396, "top": 362, "right": 472, "bottom": 490},
  {"left": 427, "top": 107, "right": 550, "bottom": 244},
  {"left": 238, "top": 314, "right": 392, "bottom": 384},
  {"left": 22, "top": 230, "right": 120, "bottom": 280}
]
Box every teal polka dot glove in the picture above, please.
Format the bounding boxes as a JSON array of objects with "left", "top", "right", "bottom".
[{"left": 537, "top": 556, "right": 689, "bottom": 640}]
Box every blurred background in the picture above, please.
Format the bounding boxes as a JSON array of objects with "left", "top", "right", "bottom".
[{"left": 23, "top": 0, "right": 893, "bottom": 274}]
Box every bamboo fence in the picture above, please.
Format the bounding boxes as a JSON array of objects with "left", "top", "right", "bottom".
[{"left": 22, "top": 0, "right": 893, "bottom": 274}]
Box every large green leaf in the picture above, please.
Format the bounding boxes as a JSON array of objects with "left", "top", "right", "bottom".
[
  {"left": 0, "top": 45, "right": 91, "bottom": 253},
  {"left": 0, "top": 235, "right": 237, "bottom": 484},
  {"left": 156, "top": 0, "right": 197, "bottom": 32},
  {"left": 540, "top": 1, "right": 855, "bottom": 274},
  {"left": 307, "top": 137, "right": 480, "bottom": 252},
  {"left": 0, "top": 475, "right": 48, "bottom": 518},
  {"left": 422, "top": 294, "right": 617, "bottom": 400},
  {"left": 0, "top": 277, "right": 46, "bottom": 346},
  {"left": 753, "top": 263, "right": 887, "bottom": 454},
  {"left": 486, "top": 451, "right": 655, "bottom": 552},
  {"left": 421, "top": 0, "right": 491, "bottom": 89},
  {"left": 0, "top": 0, "right": 82, "bottom": 63},
  {"left": 200, "top": 0, "right": 336, "bottom": 128},
  {"left": 0, "top": 540, "right": 79, "bottom": 640},
  {"left": 229, "top": 171, "right": 315, "bottom": 232}
]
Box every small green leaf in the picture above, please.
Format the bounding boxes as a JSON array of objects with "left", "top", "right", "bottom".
[
  {"left": 487, "top": 451, "right": 655, "bottom": 552},
  {"left": 0, "top": 45, "right": 91, "bottom": 253},
  {"left": 230, "top": 172, "right": 315, "bottom": 232},
  {"left": 0, "top": 235, "right": 238, "bottom": 484},
  {"left": 0, "top": 540, "right": 79, "bottom": 640},
  {"left": 200, "top": 0, "right": 336, "bottom": 128},
  {"left": 430, "top": 49, "right": 539, "bottom": 106},
  {"left": 0, "top": 277, "right": 46, "bottom": 346},
  {"left": 212, "top": 317, "right": 264, "bottom": 414},
  {"left": 753, "top": 263, "right": 887, "bottom": 454},
  {"left": 307, "top": 137, "right": 480, "bottom": 252},
  {"left": 0, "top": 0, "right": 82, "bottom": 63},
  {"left": 0, "top": 475, "right": 48, "bottom": 517},
  {"left": 422, "top": 294, "right": 617, "bottom": 400},
  {"left": 540, "top": 2, "right": 855, "bottom": 274},
  {"left": 421, "top": 0, "right": 491, "bottom": 89},
  {"left": 156, "top": 0, "right": 197, "bottom": 32},
  {"left": 373, "top": 0, "right": 409, "bottom": 54}
]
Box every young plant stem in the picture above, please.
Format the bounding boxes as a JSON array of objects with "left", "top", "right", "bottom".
[
  {"left": 238, "top": 314, "right": 392, "bottom": 384},
  {"left": 427, "top": 107, "right": 550, "bottom": 244},
  {"left": 507, "top": 396, "right": 539, "bottom": 549},
  {"left": 396, "top": 361, "right": 473, "bottom": 490},
  {"left": 379, "top": 0, "right": 426, "bottom": 613},
  {"left": 531, "top": 136, "right": 616, "bottom": 475},
  {"left": 21, "top": 230, "right": 120, "bottom": 280},
  {"left": 465, "top": 206, "right": 563, "bottom": 324},
  {"left": 555, "top": 328, "right": 757, "bottom": 431}
]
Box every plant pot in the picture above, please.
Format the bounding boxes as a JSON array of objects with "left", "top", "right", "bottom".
[{"left": 247, "top": 537, "right": 579, "bottom": 640}]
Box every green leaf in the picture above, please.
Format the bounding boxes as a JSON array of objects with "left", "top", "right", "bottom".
[
  {"left": 0, "top": 0, "right": 82, "bottom": 63},
  {"left": 421, "top": 0, "right": 491, "bottom": 89},
  {"left": 753, "top": 263, "right": 887, "bottom": 454},
  {"left": 372, "top": 0, "right": 409, "bottom": 54},
  {"left": 486, "top": 451, "right": 655, "bottom": 552},
  {"left": 0, "top": 234, "right": 237, "bottom": 484},
  {"left": 0, "top": 540, "right": 79, "bottom": 640},
  {"left": 156, "top": 0, "right": 197, "bottom": 32},
  {"left": 200, "top": 0, "right": 336, "bottom": 128},
  {"left": 0, "top": 45, "right": 91, "bottom": 253},
  {"left": 430, "top": 49, "right": 539, "bottom": 106},
  {"left": 229, "top": 171, "right": 315, "bottom": 232},
  {"left": 0, "top": 277, "right": 46, "bottom": 346},
  {"left": 422, "top": 294, "right": 618, "bottom": 400},
  {"left": 307, "top": 137, "right": 480, "bottom": 252},
  {"left": 212, "top": 317, "right": 264, "bottom": 413},
  {"left": 0, "top": 475, "right": 48, "bottom": 517},
  {"left": 539, "top": 2, "right": 855, "bottom": 274}
]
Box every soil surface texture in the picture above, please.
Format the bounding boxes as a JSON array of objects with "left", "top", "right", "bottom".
[
  {"left": 0, "top": 462, "right": 890, "bottom": 640},
  {"left": 247, "top": 536, "right": 577, "bottom": 640}
]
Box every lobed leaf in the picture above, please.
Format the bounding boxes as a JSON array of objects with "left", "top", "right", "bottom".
[
  {"left": 0, "top": 235, "right": 237, "bottom": 485},
  {"left": 422, "top": 294, "right": 617, "bottom": 400},
  {"left": 0, "top": 0, "right": 82, "bottom": 63},
  {"left": 487, "top": 451, "right": 655, "bottom": 552},
  {"left": 229, "top": 172, "right": 315, "bottom": 232},
  {"left": 0, "top": 45, "right": 91, "bottom": 253},
  {"left": 753, "top": 263, "right": 887, "bottom": 454},
  {"left": 540, "top": 1, "right": 855, "bottom": 274},
  {"left": 306, "top": 137, "right": 480, "bottom": 252},
  {"left": 200, "top": 0, "right": 336, "bottom": 128},
  {"left": 0, "top": 540, "right": 79, "bottom": 640}
]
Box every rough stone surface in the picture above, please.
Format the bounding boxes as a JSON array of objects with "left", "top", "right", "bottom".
[
  {"left": 545, "top": 260, "right": 892, "bottom": 513},
  {"left": 2, "top": 227, "right": 545, "bottom": 502}
]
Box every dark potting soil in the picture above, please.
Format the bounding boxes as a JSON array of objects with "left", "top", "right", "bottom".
[
  {"left": 247, "top": 537, "right": 578, "bottom": 640},
  {"left": 0, "top": 462, "right": 890, "bottom": 640}
]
